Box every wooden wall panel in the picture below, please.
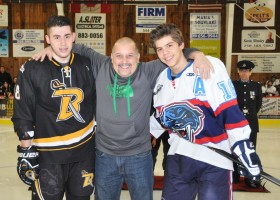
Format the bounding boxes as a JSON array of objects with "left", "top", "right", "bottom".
[
  {"left": 1, "top": 2, "right": 278, "bottom": 85},
  {"left": 1, "top": 3, "right": 59, "bottom": 79}
]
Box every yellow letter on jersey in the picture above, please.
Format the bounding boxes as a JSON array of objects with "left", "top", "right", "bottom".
[
  {"left": 52, "top": 88, "right": 85, "bottom": 123},
  {"left": 82, "top": 172, "right": 94, "bottom": 188}
]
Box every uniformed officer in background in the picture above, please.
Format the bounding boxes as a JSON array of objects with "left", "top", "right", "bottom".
[{"left": 232, "top": 60, "right": 263, "bottom": 187}]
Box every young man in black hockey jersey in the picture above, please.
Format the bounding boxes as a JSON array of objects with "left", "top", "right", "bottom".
[{"left": 12, "top": 16, "right": 96, "bottom": 200}]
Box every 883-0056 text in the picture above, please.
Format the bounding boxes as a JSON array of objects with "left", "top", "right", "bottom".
[{"left": 77, "top": 33, "right": 104, "bottom": 39}]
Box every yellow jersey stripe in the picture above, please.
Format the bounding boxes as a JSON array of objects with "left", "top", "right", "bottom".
[
  {"left": 38, "top": 132, "right": 94, "bottom": 151},
  {"left": 33, "top": 120, "right": 95, "bottom": 146}
]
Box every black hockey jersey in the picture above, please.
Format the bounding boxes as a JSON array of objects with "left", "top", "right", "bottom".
[{"left": 12, "top": 53, "right": 96, "bottom": 164}]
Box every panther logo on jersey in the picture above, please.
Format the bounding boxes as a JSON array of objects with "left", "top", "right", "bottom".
[
  {"left": 51, "top": 79, "right": 85, "bottom": 123},
  {"left": 160, "top": 102, "right": 204, "bottom": 142}
]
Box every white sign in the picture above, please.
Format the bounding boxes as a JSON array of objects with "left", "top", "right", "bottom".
[
  {"left": 238, "top": 55, "right": 280, "bottom": 73},
  {"left": 13, "top": 29, "right": 44, "bottom": 57},
  {"left": 241, "top": 29, "right": 276, "bottom": 50},
  {"left": 243, "top": 0, "right": 275, "bottom": 27},
  {"left": 136, "top": 6, "right": 166, "bottom": 33},
  {"left": 259, "top": 97, "right": 280, "bottom": 118},
  {"left": 75, "top": 13, "right": 106, "bottom": 55},
  {"left": 0, "top": 5, "right": 8, "bottom": 27},
  {"left": 190, "top": 13, "right": 220, "bottom": 40}
]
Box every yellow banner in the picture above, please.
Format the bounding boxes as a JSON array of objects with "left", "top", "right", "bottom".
[
  {"left": 190, "top": 40, "right": 220, "bottom": 58},
  {"left": 0, "top": 98, "right": 14, "bottom": 118}
]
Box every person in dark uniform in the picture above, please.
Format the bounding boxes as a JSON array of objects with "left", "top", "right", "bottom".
[
  {"left": 150, "top": 105, "right": 170, "bottom": 173},
  {"left": 151, "top": 130, "right": 170, "bottom": 172},
  {"left": 232, "top": 60, "right": 263, "bottom": 187}
]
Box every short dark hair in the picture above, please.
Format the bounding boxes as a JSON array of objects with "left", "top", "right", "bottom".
[
  {"left": 150, "top": 23, "right": 184, "bottom": 49},
  {"left": 46, "top": 15, "right": 72, "bottom": 33}
]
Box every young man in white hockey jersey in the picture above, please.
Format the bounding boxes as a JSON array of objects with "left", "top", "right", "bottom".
[{"left": 149, "top": 23, "right": 262, "bottom": 200}]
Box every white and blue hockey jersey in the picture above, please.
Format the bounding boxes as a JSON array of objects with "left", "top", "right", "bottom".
[{"left": 150, "top": 56, "right": 251, "bottom": 170}]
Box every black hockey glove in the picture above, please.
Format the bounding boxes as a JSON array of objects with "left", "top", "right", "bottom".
[
  {"left": 232, "top": 140, "right": 262, "bottom": 181},
  {"left": 17, "top": 145, "right": 39, "bottom": 185}
]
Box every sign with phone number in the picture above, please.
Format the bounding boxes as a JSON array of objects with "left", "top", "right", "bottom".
[
  {"left": 75, "top": 13, "right": 106, "bottom": 55},
  {"left": 190, "top": 13, "right": 220, "bottom": 40},
  {"left": 191, "top": 33, "right": 219, "bottom": 39}
]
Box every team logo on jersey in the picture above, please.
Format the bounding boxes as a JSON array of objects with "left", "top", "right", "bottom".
[
  {"left": 186, "top": 72, "right": 195, "bottom": 76},
  {"left": 81, "top": 170, "right": 94, "bottom": 188},
  {"left": 160, "top": 102, "right": 204, "bottom": 142},
  {"left": 51, "top": 79, "right": 85, "bottom": 123},
  {"left": 153, "top": 84, "right": 163, "bottom": 95}
]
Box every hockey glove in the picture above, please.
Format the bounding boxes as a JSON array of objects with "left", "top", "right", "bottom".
[
  {"left": 232, "top": 140, "right": 262, "bottom": 181},
  {"left": 17, "top": 145, "right": 39, "bottom": 185}
]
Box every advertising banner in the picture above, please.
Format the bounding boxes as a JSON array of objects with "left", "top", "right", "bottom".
[
  {"left": 12, "top": 29, "right": 44, "bottom": 57},
  {"left": 75, "top": 13, "right": 106, "bottom": 55},
  {"left": 190, "top": 13, "right": 221, "bottom": 58},
  {"left": 238, "top": 55, "right": 280, "bottom": 73},
  {"left": 241, "top": 29, "right": 276, "bottom": 50},
  {"left": 0, "top": 98, "right": 13, "bottom": 118},
  {"left": 0, "top": 29, "right": 8, "bottom": 57},
  {"left": 0, "top": 5, "right": 8, "bottom": 27},
  {"left": 136, "top": 6, "right": 166, "bottom": 33},
  {"left": 259, "top": 97, "right": 280, "bottom": 119},
  {"left": 243, "top": 0, "right": 275, "bottom": 27}
]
